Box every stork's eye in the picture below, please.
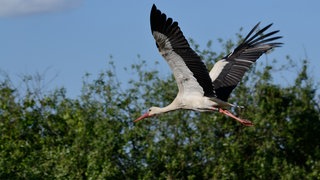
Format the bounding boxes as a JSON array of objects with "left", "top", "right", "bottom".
[{"left": 148, "top": 108, "right": 152, "bottom": 112}]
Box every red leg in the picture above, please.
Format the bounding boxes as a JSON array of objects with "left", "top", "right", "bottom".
[{"left": 218, "top": 108, "right": 253, "bottom": 126}]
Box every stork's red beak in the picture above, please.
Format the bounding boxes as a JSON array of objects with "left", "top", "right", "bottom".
[{"left": 134, "top": 112, "right": 150, "bottom": 122}]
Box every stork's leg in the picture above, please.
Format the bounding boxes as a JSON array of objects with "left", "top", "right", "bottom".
[{"left": 218, "top": 108, "right": 253, "bottom": 126}]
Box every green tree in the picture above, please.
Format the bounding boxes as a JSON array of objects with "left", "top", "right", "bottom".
[{"left": 0, "top": 33, "right": 319, "bottom": 179}]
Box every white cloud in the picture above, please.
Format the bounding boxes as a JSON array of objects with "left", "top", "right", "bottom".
[{"left": 0, "top": 0, "right": 82, "bottom": 17}]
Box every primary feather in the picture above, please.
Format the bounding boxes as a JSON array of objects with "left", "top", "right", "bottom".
[
  {"left": 150, "top": 4, "right": 215, "bottom": 97},
  {"left": 210, "top": 22, "right": 283, "bottom": 101}
]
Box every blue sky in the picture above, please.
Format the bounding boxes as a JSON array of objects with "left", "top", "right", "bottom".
[{"left": 1, "top": 0, "right": 319, "bottom": 98}]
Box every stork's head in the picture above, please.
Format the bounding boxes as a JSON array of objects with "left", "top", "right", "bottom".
[{"left": 134, "top": 107, "right": 161, "bottom": 122}]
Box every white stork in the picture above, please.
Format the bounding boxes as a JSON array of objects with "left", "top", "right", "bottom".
[{"left": 134, "top": 4, "right": 282, "bottom": 126}]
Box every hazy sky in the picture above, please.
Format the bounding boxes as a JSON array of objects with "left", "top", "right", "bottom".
[{"left": 1, "top": 0, "right": 319, "bottom": 97}]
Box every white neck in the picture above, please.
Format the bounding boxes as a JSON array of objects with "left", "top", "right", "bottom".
[{"left": 154, "top": 98, "right": 180, "bottom": 114}]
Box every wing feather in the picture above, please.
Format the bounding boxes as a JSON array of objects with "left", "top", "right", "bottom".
[
  {"left": 210, "top": 22, "right": 283, "bottom": 101},
  {"left": 151, "top": 4, "right": 215, "bottom": 97}
]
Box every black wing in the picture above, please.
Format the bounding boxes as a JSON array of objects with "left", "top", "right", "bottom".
[
  {"left": 210, "top": 22, "right": 282, "bottom": 101},
  {"left": 151, "top": 4, "right": 215, "bottom": 97}
]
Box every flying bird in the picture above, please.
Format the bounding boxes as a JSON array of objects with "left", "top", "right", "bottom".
[{"left": 134, "top": 4, "right": 282, "bottom": 126}]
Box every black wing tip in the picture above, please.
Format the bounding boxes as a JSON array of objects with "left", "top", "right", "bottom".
[
  {"left": 151, "top": 4, "right": 158, "bottom": 16},
  {"left": 255, "top": 22, "right": 280, "bottom": 35},
  {"left": 242, "top": 22, "right": 283, "bottom": 47},
  {"left": 270, "top": 42, "right": 284, "bottom": 48},
  {"left": 150, "top": 4, "right": 165, "bottom": 33},
  {"left": 263, "top": 23, "right": 274, "bottom": 30},
  {"left": 150, "top": 4, "right": 179, "bottom": 36},
  {"left": 150, "top": 4, "right": 158, "bottom": 26}
]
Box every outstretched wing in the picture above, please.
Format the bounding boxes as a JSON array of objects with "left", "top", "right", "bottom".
[
  {"left": 210, "top": 22, "right": 282, "bottom": 101},
  {"left": 150, "top": 4, "right": 215, "bottom": 97}
]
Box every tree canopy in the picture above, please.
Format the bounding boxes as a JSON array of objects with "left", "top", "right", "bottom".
[{"left": 1, "top": 33, "right": 319, "bottom": 179}]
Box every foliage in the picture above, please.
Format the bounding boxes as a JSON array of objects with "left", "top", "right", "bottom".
[{"left": 1, "top": 35, "right": 319, "bottom": 179}]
